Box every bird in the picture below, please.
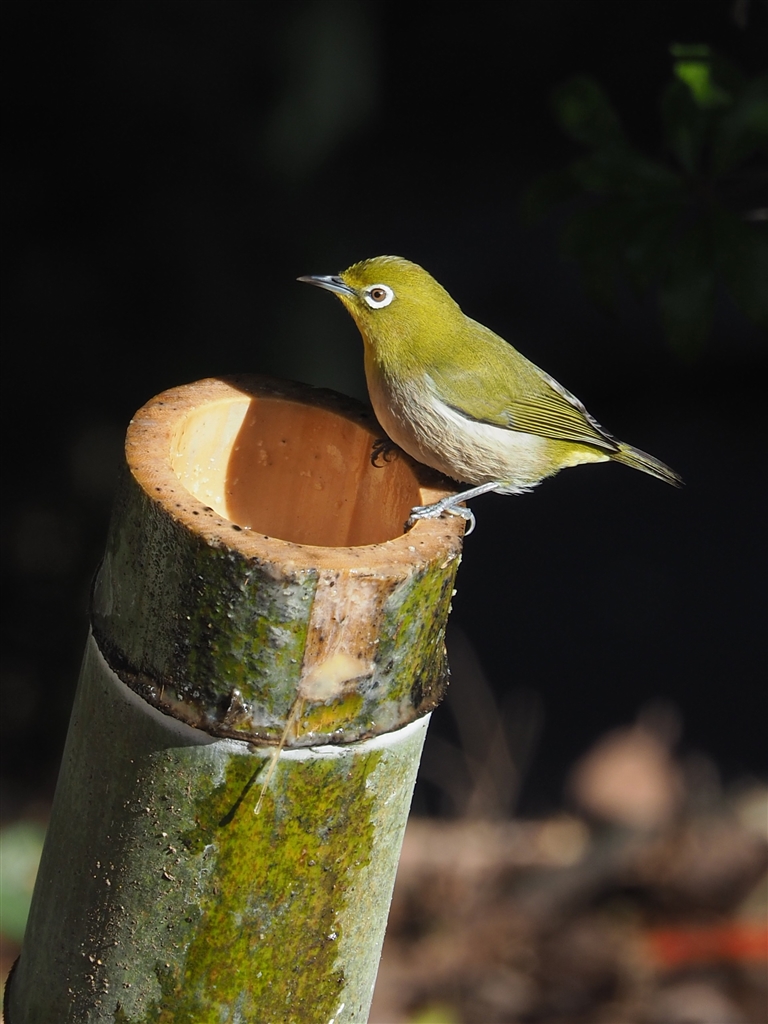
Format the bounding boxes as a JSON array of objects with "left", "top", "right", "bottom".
[{"left": 299, "top": 256, "right": 682, "bottom": 533}]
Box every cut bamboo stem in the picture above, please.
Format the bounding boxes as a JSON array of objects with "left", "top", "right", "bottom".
[{"left": 7, "top": 375, "right": 464, "bottom": 1024}]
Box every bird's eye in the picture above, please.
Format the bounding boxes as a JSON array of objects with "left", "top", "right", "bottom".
[{"left": 363, "top": 284, "right": 395, "bottom": 309}]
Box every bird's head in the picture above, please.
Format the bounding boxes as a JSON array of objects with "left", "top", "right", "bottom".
[{"left": 299, "top": 256, "right": 464, "bottom": 365}]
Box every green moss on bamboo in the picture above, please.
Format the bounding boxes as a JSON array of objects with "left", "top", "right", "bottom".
[
  {"left": 183, "top": 542, "right": 317, "bottom": 722},
  {"left": 375, "top": 556, "right": 459, "bottom": 708},
  {"left": 132, "top": 748, "right": 380, "bottom": 1023},
  {"left": 298, "top": 692, "right": 365, "bottom": 736}
]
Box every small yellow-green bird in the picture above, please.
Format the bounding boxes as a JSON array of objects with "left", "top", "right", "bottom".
[{"left": 299, "top": 256, "right": 682, "bottom": 532}]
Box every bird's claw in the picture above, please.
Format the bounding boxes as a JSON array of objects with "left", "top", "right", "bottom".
[
  {"left": 405, "top": 501, "right": 476, "bottom": 536},
  {"left": 371, "top": 438, "right": 399, "bottom": 467}
]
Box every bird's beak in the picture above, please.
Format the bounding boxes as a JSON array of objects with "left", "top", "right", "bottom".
[{"left": 297, "top": 274, "right": 357, "bottom": 299}]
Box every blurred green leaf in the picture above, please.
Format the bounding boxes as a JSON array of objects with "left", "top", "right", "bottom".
[
  {"left": 570, "top": 149, "right": 681, "bottom": 197},
  {"left": 0, "top": 821, "right": 46, "bottom": 943},
  {"left": 662, "top": 79, "right": 709, "bottom": 174},
  {"left": 670, "top": 44, "right": 746, "bottom": 105},
  {"left": 524, "top": 46, "right": 766, "bottom": 356},
  {"left": 552, "top": 76, "right": 626, "bottom": 148},
  {"left": 673, "top": 62, "right": 731, "bottom": 110}
]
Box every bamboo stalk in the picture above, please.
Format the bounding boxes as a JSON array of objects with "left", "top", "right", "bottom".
[{"left": 7, "top": 376, "right": 464, "bottom": 1024}]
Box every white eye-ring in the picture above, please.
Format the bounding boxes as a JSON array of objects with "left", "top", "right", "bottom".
[{"left": 363, "top": 284, "right": 395, "bottom": 309}]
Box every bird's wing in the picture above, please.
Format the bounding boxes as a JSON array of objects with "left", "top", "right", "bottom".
[
  {"left": 501, "top": 371, "right": 619, "bottom": 451},
  {"left": 427, "top": 345, "right": 619, "bottom": 453}
]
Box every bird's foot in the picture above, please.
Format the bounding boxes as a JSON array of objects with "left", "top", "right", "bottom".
[
  {"left": 406, "top": 498, "right": 476, "bottom": 536},
  {"left": 371, "top": 437, "right": 400, "bottom": 467},
  {"left": 405, "top": 481, "right": 502, "bottom": 536}
]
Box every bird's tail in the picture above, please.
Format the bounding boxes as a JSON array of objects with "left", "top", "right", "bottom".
[{"left": 612, "top": 443, "right": 683, "bottom": 487}]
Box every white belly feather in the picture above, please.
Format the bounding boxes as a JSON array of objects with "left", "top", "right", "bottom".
[{"left": 366, "top": 370, "right": 578, "bottom": 492}]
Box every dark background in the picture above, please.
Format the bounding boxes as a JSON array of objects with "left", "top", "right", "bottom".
[{"left": 2, "top": 0, "right": 766, "bottom": 817}]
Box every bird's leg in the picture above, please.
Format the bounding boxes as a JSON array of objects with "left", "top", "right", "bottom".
[
  {"left": 406, "top": 482, "right": 501, "bottom": 536},
  {"left": 371, "top": 436, "right": 400, "bottom": 467}
]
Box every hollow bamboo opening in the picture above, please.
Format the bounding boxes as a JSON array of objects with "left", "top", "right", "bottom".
[{"left": 171, "top": 386, "right": 423, "bottom": 547}]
